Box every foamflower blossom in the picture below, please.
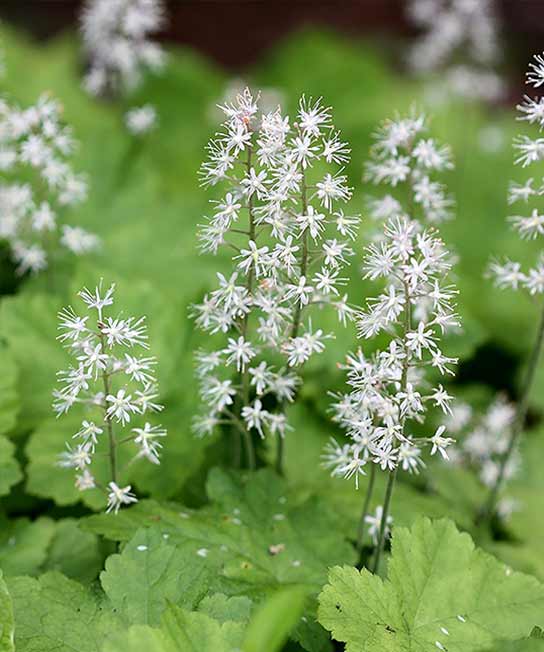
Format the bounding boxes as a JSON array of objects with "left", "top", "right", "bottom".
[
  {"left": 324, "top": 216, "right": 460, "bottom": 486},
  {"left": 406, "top": 0, "right": 504, "bottom": 103},
  {"left": 54, "top": 282, "right": 166, "bottom": 512},
  {"left": 106, "top": 482, "right": 138, "bottom": 514},
  {"left": 0, "top": 94, "right": 98, "bottom": 274},
  {"left": 365, "top": 112, "right": 455, "bottom": 224},
  {"left": 80, "top": 0, "right": 166, "bottom": 96},
  {"left": 192, "top": 89, "right": 359, "bottom": 467}
]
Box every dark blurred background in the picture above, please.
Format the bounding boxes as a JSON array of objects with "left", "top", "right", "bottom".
[{"left": 1, "top": 0, "right": 543, "bottom": 77}]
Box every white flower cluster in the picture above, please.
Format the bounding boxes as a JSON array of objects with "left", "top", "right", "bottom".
[
  {"left": 54, "top": 282, "right": 166, "bottom": 513},
  {"left": 324, "top": 216, "right": 459, "bottom": 487},
  {"left": 365, "top": 112, "right": 454, "bottom": 224},
  {"left": 444, "top": 396, "right": 520, "bottom": 512},
  {"left": 0, "top": 94, "right": 98, "bottom": 274},
  {"left": 490, "top": 52, "right": 544, "bottom": 295},
  {"left": 80, "top": 0, "right": 166, "bottom": 96},
  {"left": 192, "top": 89, "right": 360, "bottom": 443},
  {"left": 406, "top": 0, "right": 504, "bottom": 103}
]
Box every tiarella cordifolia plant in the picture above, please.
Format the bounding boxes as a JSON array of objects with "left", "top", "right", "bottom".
[
  {"left": 80, "top": 0, "right": 166, "bottom": 97},
  {"left": 192, "top": 89, "right": 360, "bottom": 472},
  {"left": 444, "top": 396, "right": 520, "bottom": 519},
  {"left": 365, "top": 112, "right": 455, "bottom": 225},
  {"left": 54, "top": 282, "right": 166, "bottom": 513},
  {"left": 324, "top": 216, "right": 460, "bottom": 569},
  {"left": 479, "top": 51, "right": 544, "bottom": 521},
  {"left": 0, "top": 94, "right": 98, "bottom": 274},
  {"left": 406, "top": 0, "right": 504, "bottom": 103}
]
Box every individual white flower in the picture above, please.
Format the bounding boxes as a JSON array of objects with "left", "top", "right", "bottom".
[
  {"left": 241, "top": 399, "right": 269, "bottom": 438},
  {"left": 202, "top": 377, "right": 236, "bottom": 412},
  {"left": 132, "top": 422, "right": 166, "bottom": 464},
  {"left": 296, "top": 205, "right": 326, "bottom": 240},
  {"left": 192, "top": 414, "right": 220, "bottom": 438},
  {"left": 224, "top": 336, "right": 256, "bottom": 372},
  {"left": 58, "top": 443, "right": 91, "bottom": 470},
  {"left": 528, "top": 53, "right": 544, "bottom": 88},
  {"left": 488, "top": 259, "right": 525, "bottom": 290},
  {"left": 125, "top": 104, "right": 157, "bottom": 136},
  {"left": 509, "top": 209, "right": 544, "bottom": 240},
  {"left": 430, "top": 425, "right": 455, "bottom": 459},
  {"left": 106, "top": 482, "right": 138, "bottom": 513},
  {"left": 75, "top": 469, "right": 96, "bottom": 491},
  {"left": 285, "top": 276, "right": 314, "bottom": 306},
  {"left": 60, "top": 225, "right": 100, "bottom": 254},
  {"left": 248, "top": 361, "right": 274, "bottom": 395},
  {"left": 236, "top": 240, "right": 269, "bottom": 277},
  {"left": 73, "top": 420, "right": 103, "bottom": 452},
  {"left": 365, "top": 506, "right": 393, "bottom": 545}
]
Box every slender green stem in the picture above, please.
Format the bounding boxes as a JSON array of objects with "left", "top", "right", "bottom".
[
  {"left": 477, "top": 299, "right": 544, "bottom": 523},
  {"left": 371, "top": 467, "right": 397, "bottom": 574},
  {"left": 289, "top": 169, "right": 309, "bottom": 341},
  {"left": 99, "top": 332, "right": 117, "bottom": 484},
  {"left": 274, "top": 168, "right": 309, "bottom": 476},
  {"left": 241, "top": 427, "right": 256, "bottom": 470},
  {"left": 274, "top": 166, "right": 310, "bottom": 475},
  {"left": 371, "top": 281, "right": 411, "bottom": 572},
  {"left": 232, "top": 428, "right": 242, "bottom": 468},
  {"left": 356, "top": 463, "right": 377, "bottom": 554},
  {"left": 235, "top": 146, "right": 256, "bottom": 471},
  {"left": 226, "top": 406, "right": 255, "bottom": 470},
  {"left": 275, "top": 435, "right": 284, "bottom": 475}
]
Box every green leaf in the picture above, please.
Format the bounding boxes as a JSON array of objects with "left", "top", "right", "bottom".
[
  {"left": 318, "top": 518, "right": 544, "bottom": 652},
  {"left": 492, "top": 641, "right": 544, "bottom": 652},
  {"left": 85, "top": 468, "right": 356, "bottom": 600},
  {"left": 103, "top": 603, "right": 245, "bottom": 652},
  {"left": 42, "top": 519, "right": 104, "bottom": 584},
  {"left": 0, "top": 293, "right": 64, "bottom": 433},
  {"left": 0, "top": 437, "right": 21, "bottom": 497},
  {"left": 0, "top": 517, "right": 101, "bottom": 582},
  {"left": 0, "top": 347, "right": 19, "bottom": 437},
  {"left": 243, "top": 586, "right": 308, "bottom": 652},
  {"left": 0, "top": 516, "right": 55, "bottom": 576},
  {"left": 197, "top": 594, "right": 253, "bottom": 624},
  {"left": 101, "top": 527, "right": 210, "bottom": 625},
  {"left": 0, "top": 571, "right": 14, "bottom": 652},
  {"left": 6, "top": 572, "right": 123, "bottom": 652},
  {"left": 25, "top": 413, "right": 109, "bottom": 510}
]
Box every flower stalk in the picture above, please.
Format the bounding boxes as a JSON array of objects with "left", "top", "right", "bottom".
[
  {"left": 192, "top": 89, "right": 360, "bottom": 472},
  {"left": 54, "top": 282, "right": 166, "bottom": 513},
  {"left": 477, "top": 299, "right": 544, "bottom": 522}
]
